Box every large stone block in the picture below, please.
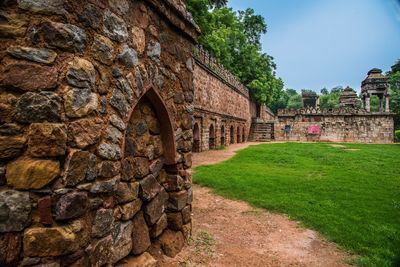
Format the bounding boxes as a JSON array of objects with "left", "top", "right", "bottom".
[
  {"left": 131, "top": 26, "right": 146, "bottom": 55},
  {"left": 28, "top": 123, "right": 67, "bottom": 157},
  {"left": 159, "top": 229, "right": 184, "bottom": 258},
  {"left": 91, "top": 209, "right": 114, "bottom": 238},
  {"left": 40, "top": 21, "right": 86, "bottom": 53},
  {"left": 111, "top": 221, "right": 133, "bottom": 263},
  {"left": 120, "top": 199, "right": 142, "bottom": 221},
  {"left": 64, "top": 87, "right": 98, "bottom": 118},
  {"left": 131, "top": 211, "right": 150, "bottom": 255},
  {"left": 6, "top": 159, "right": 60, "bottom": 189},
  {"left": 140, "top": 175, "right": 162, "bottom": 201},
  {"left": 66, "top": 58, "right": 96, "bottom": 89},
  {"left": 167, "top": 212, "right": 183, "bottom": 231},
  {"left": 0, "top": 233, "right": 21, "bottom": 266},
  {"left": 115, "top": 182, "right": 139, "bottom": 204},
  {"left": 144, "top": 189, "right": 169, "bottom": 225},
  {"left": 125, "top": 252, "right": 157, "bottom": 267},
  {"left": 97, "top": 160, "right": 121, "bottom": 178},
  {"left": 7, "top": 46, "right": 57, "bottom": 64},
  {"left": 90, "top": 177, "right": 118, "bottom": 194},
  {"left": 55, "top": 192, "right": 88, "bottom": 221},
  {"left": 23, "top": 220, "right": 89, "bottom": 257},
  {"left": 168, "top": 190, "right": 188, "bottom": 211},
  {"left": 91, "top": 34, "right": 114, "bottom": 65},
  {"left": 86, "top": 235, "right": 113, "bottom": 267},
  {"left": 150, "top": 213, "right": 167, "bottom": 238},
  {"left": 63, "top": 150, "right": 91, "bottom": 186},
  {"left": 0, "top": 11, "right": 28, "bottom": 38},
  {"left": 18, "top": 0, "right": 66, "bottom": 15},
  {"left": 0, "top": 136, "right": 26, "bottom": 160},
  {"left": 16, "top": 92, "right": 62, "bottom": 123},
  {"left": 0, "top": 190, "right": 31, "bottom": 232},
  {"left": 1, "top": 62, "right": 58, "bottom": 91},
  {"left": 103, "top": 9, "right": 128, "bottom": 42},
  {"left": 68, "top": 117, "right": 103, "bottom": 149}
]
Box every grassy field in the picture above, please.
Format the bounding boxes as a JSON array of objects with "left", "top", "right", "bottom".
[{"left": 193, "top": 143, "right": 400, "bottom": 267}]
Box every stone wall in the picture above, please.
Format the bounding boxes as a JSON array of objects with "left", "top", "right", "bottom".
[
  {"left": 0, "top": 0, "right": 198, "bottom": 266},
  {"left": 193, "top": 46, "right": 252, "bottom": 151},
  {"left": 275, "top": 108, "right": 394, "bottom": 143}
]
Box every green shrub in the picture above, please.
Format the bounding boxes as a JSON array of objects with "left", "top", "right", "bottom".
[{"left": 395, "top": 130, "right": 400, "bottom": 142}]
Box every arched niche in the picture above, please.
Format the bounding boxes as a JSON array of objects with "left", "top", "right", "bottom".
[
  {"left": 230, "top": 125, "right": 234, "bottom": 144},
  {"left": 209, "top": 123, "right": 215, "bottom": 149},
  {"left": 242, "top": 127, "right": 245, "bottom": 142},
  {"left": 123, "top": 85, "right": 176, "bottom": 166},
  {"left": 237, "top": 126, "right": 240, "bottom": 143},
  {"left": 193, "top": 123, "right": 200, "bottom": 152},
  {"left": 220, "top": 125, "right": 225, "bottom": 146}
]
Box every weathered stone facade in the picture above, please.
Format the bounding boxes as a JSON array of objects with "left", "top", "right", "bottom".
[
  {"left": 0, "top": 0, "right": 198, "bottom": 265},
  {"left": 275, "top": 108, "right": 394, "bottom": 143},
  {"left": 192, "top": 46, "right": 254, "bottom": 151}
]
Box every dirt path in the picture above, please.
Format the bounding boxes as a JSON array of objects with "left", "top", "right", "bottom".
[{"left": 161, "top": 142, "right": 351, "bottom": 267}]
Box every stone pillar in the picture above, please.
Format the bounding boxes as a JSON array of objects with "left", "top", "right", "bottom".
[
  {"left": 385, "top": 96, "right": 390, "bottom": 112},
  {"left": 365, "top": 96, "right": 371, "bottom": 112},
  {"left": 379, "top": 96, "right": 384, "bottom": 112}
]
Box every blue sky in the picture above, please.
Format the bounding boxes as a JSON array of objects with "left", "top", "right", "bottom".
[{"left": 229, "top": 0, "right": 400, "bottom": 92}]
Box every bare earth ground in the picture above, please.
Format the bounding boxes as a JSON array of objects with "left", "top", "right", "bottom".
[{"left": 158, "top": 142, "right": 351, "bottom": 267}]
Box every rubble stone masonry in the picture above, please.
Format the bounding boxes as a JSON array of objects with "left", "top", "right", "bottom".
[{"left": 0, "top": 0, "right": 198, "bottom": 265}]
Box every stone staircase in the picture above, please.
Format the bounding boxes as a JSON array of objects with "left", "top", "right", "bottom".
[{"left": 249, "top": 119, "right": 274, "bottom": 142}]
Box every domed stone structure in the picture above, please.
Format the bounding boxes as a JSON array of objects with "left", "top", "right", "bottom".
[
  {"left": 339, "top": 86, "right": 360, "bottom": 108},
  {"left": 361, "top": 68, "right": 390, "bottom": 112}
]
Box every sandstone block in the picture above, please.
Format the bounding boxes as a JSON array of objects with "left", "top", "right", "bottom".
[
  {"left": 140, "top": 175, "right": 162, "bottom": 201},
  {"left": 0, "top": 136, "right": 26, "bottom": 160},
  {"left": 111, "top": 221, "right": 132, "bottom": 263},
  {"left": 97, "top": 160, "right": 121, "bottom": 178},
  {"left": 159, "top": 230, "right": 184, "bottom": 258},
  {"left": 120, "top": 199, "right": 142, "bottom": 221},
  {"left": 90, "top": 177, "right": 118, "bottom": 194},
  {"left": 144, "top": 189, "right": 169, "bottom": 225},
  {"left": 110, "top": 87, "right": 130, "bottom": 117},
  {"left": 7, "top": 46, "right": 57, "bottom": 64},
  {"left": 68, "top": 118, "right": 103, "bottom": 149},
  {"left": 167, "top": 212, "right": 183, "bottom": 231},
  {"left": 63, "top": 150, "right": 90, "bottom": 186},
  {"left": 38, "top": 196, "right": 52, "bottom": 225},
  {"left": 125, "top": 252, "right": 157, "bottom": 267},
  {"left": 97, "top": 141, "right": 121, "bottom": 160},
  {"left": 91, "top": 34, "right": 114, "bottom": 65},
  {"left": 66, "top": 58, "right": 96, "bottom": 89},
  {"left": 6, "top": 159, "right": 60, "bottom": 189},
  {"left": 23, "top": 220, "right": 89, "bottom": 257},
  {"left": 181, "top": 205, "right": 191, "bottom": 224},
  {"left": 150, "top": 213, "right": 168, "bottom": 238},
  {"left": 79, "top": 3, "right": 102, "bottom": 30},
  {"left": 0, "top": 233, "right": 21, "bottom": 266},
  {"left": 168, "top": 190, "right": 188, "bottom": 211},
  {"left": 28, "top": 123, "right": 66, "bottom": 157},
  {"left": 18, "top": 0, "right": 66, "bottom": 15},
  {"left": 131, "top": 211, "right": 150, "bottom": 255},
  {"left": 103, "top": 9, "right": 128, "bottom": 42},
  {"left": 163, "top": 175, "right": 183, "bottom": 192},
  {"left": 0, "top": 11, "right": 28, "bottom": 38},
  {"left": 41, "top": 21, "right": 86, "bottom": 53},
  {"left": 55, "top": 191, "right": 88, "bottom": 221},
  {"left": 118, "top": 45, "right": 138, "bottom": 67},
  {"left": 115, "top": 182, "right": 139, "bottom": 204},
  {"left": 86, "top": 235, "right": 113, "bottom": 267},
  {"left": 91, "top": 209, "right": 114, "bottom": 238},
  {"left": 16, "top": 92, "right": 62, "bottom": 123},
  {"left": 64, "top": 87, "right": 98, "bottom": 118},
  {"left": 1, "top": 62, "right": 58, "bottom": 91},
  {"left": 0, "top": 190, "right": 31, "bottom": 232},
  {"left": 131, "top": 26, "right": 146, "bottom": 55}
]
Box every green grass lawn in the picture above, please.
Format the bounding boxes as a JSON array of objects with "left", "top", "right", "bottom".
[{"left": 193, "top": 143, "right": 400, "bottom": 267}]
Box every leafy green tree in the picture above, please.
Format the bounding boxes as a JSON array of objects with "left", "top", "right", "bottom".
[
  {"left": 388, "top": 60, "right": 400, "bottom": 129},
  {"left": 287, "top": 94, "right": 303, "bottom": 109},
  {"left": 185, "top": 0, "right": 283, "bottom": 105},
  {"left": 320, "top": 88, "right": 329, "bottom": 95}
]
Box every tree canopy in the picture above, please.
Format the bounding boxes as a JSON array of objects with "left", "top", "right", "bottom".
[
  {"left": 388, "top": 59, "right": 400, "bottom": 129},
  {"left": 185, "top": 0, "right": 283, "bottom": 105}
]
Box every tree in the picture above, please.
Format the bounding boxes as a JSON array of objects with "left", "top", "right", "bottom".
[
  {"left": 185, "top": 0, "right": 283, "bottom": 105},
  {"left": 287, "top": 94, "right": 303, "bottom": 109},
  {"left": 320, "top": 88, "right": 329, "bottom": 95},
  {"left": 388, "top": 59, "right": 400, "bottom": 129}
]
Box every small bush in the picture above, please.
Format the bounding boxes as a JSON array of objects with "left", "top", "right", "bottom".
[{"left": 395, "top": 130, "right": 400, "bottom": 142}]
